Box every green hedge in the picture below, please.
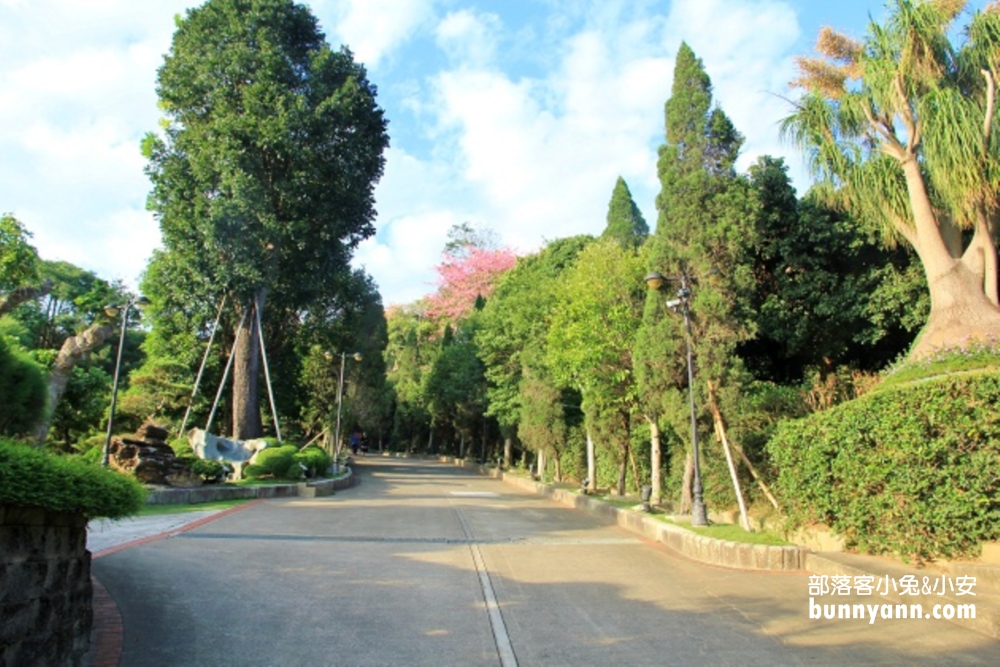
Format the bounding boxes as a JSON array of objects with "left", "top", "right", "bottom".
[
  {"left": 0, "top": 439, "right": 146, "bottom": 519},
  {"left": 767, "top": 373, "right": 1000, "bottom": 561}
]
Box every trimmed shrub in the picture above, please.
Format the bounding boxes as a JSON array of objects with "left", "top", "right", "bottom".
[
  {"left": 767, "top": 373, "right": 1000, "bottom": 561},
  {"left": 0, "top": 439, "right": 146, "bottom": 519},
  {"left": 244, "top": 445, "right": 298, "bottom": 479},
  {"left": 185, "top": 458, "right": 229, "bottom": 483},
  {"left": 293, "top": 446, "right": 332, "bottom": 477}
]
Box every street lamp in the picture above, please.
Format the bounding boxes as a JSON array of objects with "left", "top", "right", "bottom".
[
  {"left": 326, "top": 351, "right": 363, "bottom": 461},
  {"left": 102, "top": 295, "right": 151, "bottom": 467},
  {"left": 644, "top": 271, "right": 708, "bottom": 526}
]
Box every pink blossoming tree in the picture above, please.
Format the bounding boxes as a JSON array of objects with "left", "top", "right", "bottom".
[{"left": 425, "top": 246, "right": 518, "bottom": 321}]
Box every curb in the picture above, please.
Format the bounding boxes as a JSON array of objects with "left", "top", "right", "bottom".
[
  {"left": 447, "top": 457, "right": 807, "bottom": 572},
  {"left": 144, "top": 468, "right": 354, "bottom": 505}
]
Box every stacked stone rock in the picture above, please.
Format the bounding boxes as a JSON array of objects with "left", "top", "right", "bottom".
[{"left": 108, "top": 421, "right": 201, "bottom": 487}]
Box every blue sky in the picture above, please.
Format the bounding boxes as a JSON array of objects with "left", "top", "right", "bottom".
[{"left": 0, "top": 1, "right": 989, "bottom": 306}]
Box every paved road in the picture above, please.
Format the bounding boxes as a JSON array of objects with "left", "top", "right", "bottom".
[{"left": 92, "top": 458, "right": 998, "bottom": 666}]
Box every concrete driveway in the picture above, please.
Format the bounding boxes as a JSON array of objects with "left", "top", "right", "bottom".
[{"left": 91, "top": 458, "right": 999, "bottom": 666}]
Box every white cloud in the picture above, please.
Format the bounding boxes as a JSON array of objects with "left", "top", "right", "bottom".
[
  {"left": 321, "top": 0, "right": 436, "bottom": 68},
  {"left": 0, "top": 1, "right": 191, "bottom": 287},
  {"left": 435, "top": 9, "right": 502, "bottom": 66}
]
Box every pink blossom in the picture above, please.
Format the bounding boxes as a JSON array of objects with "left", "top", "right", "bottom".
[{"left": 425, "top": 246, "right": 518, "bottom": 321}]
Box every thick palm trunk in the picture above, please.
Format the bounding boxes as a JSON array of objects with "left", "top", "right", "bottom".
[
  {"left": 903, "top": 160, "right": 1000, "bottom": 358},
  {"left": 232, "top": 290, "right": 266, "bottom": 439}
]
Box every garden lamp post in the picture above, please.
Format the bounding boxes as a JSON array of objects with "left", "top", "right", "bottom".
[
  {"left": 644, "top": 271, "right": 708, "bottom": 526},
  {"left": 327, "top": 351, "right": 362, "bottom": 459},
  {"left": 102, "top": 295, "right": 151, "bottom": 467}
]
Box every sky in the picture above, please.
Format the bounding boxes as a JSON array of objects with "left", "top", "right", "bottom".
[{"left": 0, "top": 0, "right": 989, "bottom": 306}]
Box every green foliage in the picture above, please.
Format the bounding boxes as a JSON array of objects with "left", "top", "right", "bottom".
[
  {"left": 293, "top": 445, "right": 332, "bottom": 477},
  {"left": 0, "top": 337, "right": 47, "bottom": 437},
  {"left": 477, "top": 235, "right": 592, "bottom": 434},
  {"left": 0, "top": 439, "right": 146, "bottom": 519},
  {"left": 47, "top": 364, "right": 111, "bottom": 452},
  {"left": 740, "top": 160, "right": 919, "bottom": 381},
  {"left": 170, "top": 437, "right": 195, "bottom": 458},
  {"left": 143, "top": 0, "right": 389, "bottom": 438},
  {"left": 185, "top": 458, "right": 229, "bottom": 483},
  {"left": 0, "top": 213, "right": 40, "bottom": 291},
  {"left": 601, "top": 177, "right": 648, "bottom": 248},
  {"left": 244, "top": 443, "right": 299, "bottom": 479},
  {"left": 768, "top": 373, "right": 1000, "bottom": 560}
]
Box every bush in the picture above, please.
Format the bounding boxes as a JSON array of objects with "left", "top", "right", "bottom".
[
  {"left": 294, "top": 446, "right": 332, "bottom": 477},
  {"left": 185, "top": 458, "right": 229, "bottom": 483},
  {"left": 0, "top": 337, "right": 47, "bottom": 437},
  {"left": 0, "top": 438, "right": 146, "bottom": 519},
  {"left": 767, "top": 372, "right": 1000, "bottom": 561},
  {"left": 244, "top": 444, "right": 298, "bottom": 479}
]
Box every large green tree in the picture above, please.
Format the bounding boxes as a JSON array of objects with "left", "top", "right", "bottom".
[
  {"left": 143, "top": 0, "right": 388, "bottom": 439},
  {"left": 476, "top": 236, "right": 592, "bottom": 466},
  {"left": 784, "top": 0, "right": 1000, "bottom": 359}
]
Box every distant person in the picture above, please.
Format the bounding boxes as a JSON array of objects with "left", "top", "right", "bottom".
[{"left": 349, "top": 431, "right": 360, "bottom": 456}]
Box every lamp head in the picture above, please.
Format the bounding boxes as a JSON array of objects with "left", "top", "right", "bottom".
[
  {"left": 134, "top": 296, "right": 151, "bottom": 309},
  {"left": 103, "top": 305, "right": 120, "bottom": 318},
  {"left": 644, "top": 272, "right": 666, "bottom": 291},
  {"left": 352, "top": 352, "right": 363, "bottom": 362}
]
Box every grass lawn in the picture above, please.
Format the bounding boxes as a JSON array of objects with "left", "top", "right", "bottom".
[
  {"left": 138, "top": 498, "right": 252, "bottom": 516},
  {"left": 685, "top": 522, "right": 791, "bottom": 546}
]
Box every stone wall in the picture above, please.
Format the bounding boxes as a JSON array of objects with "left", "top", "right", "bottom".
[{"left": 0, "top": 505, "right": 91, "bottom": 666}]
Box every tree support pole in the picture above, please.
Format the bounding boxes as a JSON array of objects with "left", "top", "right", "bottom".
[
  {"left": 255, "top": 297, "right": 281, "bottom": 441},
  {"left": 178, "top": 295, "right": 227, "bottom": 439}
]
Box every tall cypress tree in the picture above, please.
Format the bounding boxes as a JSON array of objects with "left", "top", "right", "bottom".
[
  {"left": 634, "top": 42, "right": 756, "bottom": 510},
  {"left": 601, "top": 177, "right": 648, "bottom": 248}
]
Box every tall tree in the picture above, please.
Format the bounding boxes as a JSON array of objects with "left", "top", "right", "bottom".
[
  {"left": 143, "top": 0, "right": 388, "bottom": 439},
  {"left": 635, "top": 42, "right": 757, "bottom": 511},
  {"left": 784, "top": 0, "right": 1000, "bottom": 359},
  {"left": 476, "top": 236, "right": 592, "bottom": 465},
  {"left": 601, "top": 177, "right": 649, "bottom": 248},
  {"left": 547, "top": 238, "right": 646, "bottom": 496}
]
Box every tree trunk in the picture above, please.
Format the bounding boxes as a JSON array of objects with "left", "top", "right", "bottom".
[
  {"left": 680, "top": 453, "right": 694, "bottom": 514},
  {"left": 537, "top": 449, "right": 545, "bottom": 481},
  {"left": 911, "top": 259, "right": 1000, "bottom": 358},
  {"left": 232, "top": 292, "right": 265, "bottom": 439},
  {"left": 901, "top": 159, "right": 1000, "bottom": 358},
  {"left": 503, "top": 437, "right": 512, "bottom": 468},
  {"left": 0, "top": 279, "right": 52, "bottom": 317},
  {"left": 647, "top": 416, "right": 662, "bottom": 505},
  {"left": 616, "top": 449, "right": 627, "bottom": 497},
  {"left": 34, "top": 322, "right": 114, "bottom": 443}
]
